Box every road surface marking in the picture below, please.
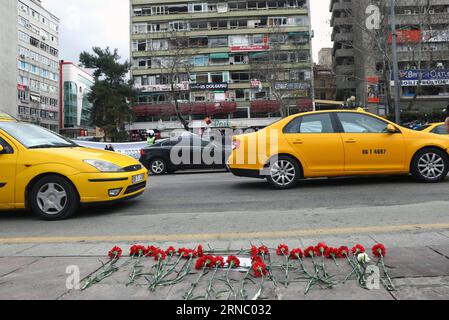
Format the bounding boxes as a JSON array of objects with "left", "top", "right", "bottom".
[{"left": 0, "top": 222, "right": 449, "bottom": 244}]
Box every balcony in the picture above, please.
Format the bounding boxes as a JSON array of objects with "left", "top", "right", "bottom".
[
  {"left": 334, "top": 48, "right": 355, "bottom": 58},
  {"left": 132, "top": 8, "right": 308, "bottom": 23}
]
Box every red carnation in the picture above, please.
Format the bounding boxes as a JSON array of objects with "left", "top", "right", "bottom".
[
  {"left": 146, "top": 245, "right": 159, "bottom": 257},
  {"left": 197, "top": 245, "right": 204, "bottom": 257},
  {"left": 195, "top": 256, "right": 207, "bottom": 270},
  {"left": 213, "top": 256, "right": 225, "bottom": 268},
  {"left": 178, "top": 248, "right": 197, "bottom": 259},
  {"left": 277, "top": 244, "right": 289, "bottom": 256},
  {"left": 251, "top": 246, "right": 258, "bottom": 257},
  {"left": 251, "top": 255, "right": 264, "bottom": 264},
  {"left": 252, "top": 260, "right": 268, "bottom": 278},
  {"left": 196, "top": 255, "right": 215, "bottom": 270},
  {"left": 129, "top": 245, "right": 146, "bottom": 257},
  {"left": 290, "top": 248, "right": 304, "bottom": 260},
  {"left": 226, "top": 256, "right": 241, "bottom": 268},
  {"left": 165, "top": 246, "right": 176, "bottom": 256},
  {"left": 352, "top": 244, "right": 365, "bottom": 255},
  {"left": 315, "top": 242, "right": 328, "bottom": 257},
  {"left": 372, "top": 244, "right": 387, "bottom": 258},
  {"left": 154, "top": 249, "right": 166, "bottom": 261},
  {"left": 251, "top": 245, "right": 270, "bottom": 257},
  {"left": 338, "top": 246, "right": 350, "bottom": 258},
  {"left": 304, "top": 246, "right": 315, "bottom": 258},
  {"left": 108, "top": 246, "right": 122, "bottom": 259},
  {"left": 258, "top": 246, "right": 270, "bottom": 256},
  {"left": 324, "top": 247, "right": 339, "bottom": 259}
]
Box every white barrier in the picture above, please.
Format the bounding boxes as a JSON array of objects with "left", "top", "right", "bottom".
[{"left": 73, "top": 140, "right": 148, "bottom": 159}]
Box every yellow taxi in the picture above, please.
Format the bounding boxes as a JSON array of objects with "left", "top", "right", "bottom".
[
  {"left": 229, "top": 109, "right": 449, "bottom": 189},
  {"left": 0, "top": 112, "right": 148, "bottom": 220},
  {"left": 419, "top": 123, "right": 449, "bottom": 135}
]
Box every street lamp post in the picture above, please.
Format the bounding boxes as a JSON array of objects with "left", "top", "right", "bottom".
[{"left": 390, "top": 0, "right": 402, "bottom": 124}]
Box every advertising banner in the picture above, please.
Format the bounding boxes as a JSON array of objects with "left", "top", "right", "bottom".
[
  {"left": 73, "top": 140, "right": 148, "bottom": 160},
  {"left": 395, "top": 69, "right": 449, "bottom": 86},
  {"left": 230, "top": 45, "right": 270, "bottom": 52},
  {"left": 190, "top": 83, "right": 228, "bottom": 91},
  {"left": 367, "top": 76, "right": 380, "bottom": 103}
]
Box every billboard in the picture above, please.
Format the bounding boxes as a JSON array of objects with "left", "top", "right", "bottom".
[
  {"left": 230, "top": 45, "right": 270, "bottom": 52},
  {"left": 395, "top": 69, "right": 449, "bottom": 86}
]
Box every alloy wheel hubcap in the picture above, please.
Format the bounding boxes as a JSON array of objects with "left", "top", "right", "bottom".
[
  {"left": 36, "top": 183, "right": 67, "bottom": 215},
  {"left": 418, "top": 153, "right": 445, "bottom": 179},
  {"left": 152, "top": 161, "right": 165, "bottom": 174},
  {"left": 271, "top": 160, "right": 296, "bottom": 186}
]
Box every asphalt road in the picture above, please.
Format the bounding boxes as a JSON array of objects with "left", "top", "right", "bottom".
[{"left": 1, "top": 171, "right": 449, "bottom": 242}]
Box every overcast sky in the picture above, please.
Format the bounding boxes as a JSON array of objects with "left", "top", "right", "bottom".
[{"left": 43, "top": 0, "right": 332, "bottom": 64}]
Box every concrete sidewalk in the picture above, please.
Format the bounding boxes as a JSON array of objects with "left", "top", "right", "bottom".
[{"left": 0, "top": 233, "right": 448, "bottom": 300}]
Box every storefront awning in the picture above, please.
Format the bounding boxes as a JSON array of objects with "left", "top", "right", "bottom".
[
  {"left": 249, "top": 52, "right": 269, "bottom": 58},
  {"left": 209, "top": 53, "right": 229, "bottom": 59}
]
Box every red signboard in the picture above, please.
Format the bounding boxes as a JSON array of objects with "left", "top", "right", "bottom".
[
  {"left": 367, "top": 76, "right": 380, "bottom": 104},
  {"left": 230, "top": 45, "right": 270, "bottom": 52},
  {"left": 17, "top": 84, "right": 27, "bottom": 91},
  {"left": 388, "top": 30, "right": 421, "bottom": 44}
]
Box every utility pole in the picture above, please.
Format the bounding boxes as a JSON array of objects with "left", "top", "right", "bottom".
[{"left": 390, "top": 0, "right": 402, "bottom": 124}]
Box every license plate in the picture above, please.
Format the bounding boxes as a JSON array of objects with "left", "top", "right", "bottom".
[{"left": 132, "top": 174, "right": 145, "bottom": 184}]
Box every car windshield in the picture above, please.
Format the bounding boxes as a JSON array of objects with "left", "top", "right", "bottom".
[{"left": 0, "top": 122, "right": 77, "bottom": 149}]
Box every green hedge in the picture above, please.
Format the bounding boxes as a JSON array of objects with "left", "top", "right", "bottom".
[{"left": 388, "top": 111, "right": 446, "bottom": 124}]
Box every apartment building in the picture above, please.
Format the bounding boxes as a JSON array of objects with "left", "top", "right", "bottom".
[
  {"left": 0, "top": 1, "right": 18, "bottom": 118},
  {"left": 129, "top": 0, "right": 313, "bottom": 132},
  {"left": 16, "top": 0, "right": 60, "bottom": 131},
  {"left": 330, "top": 0, "right": 449, "bottom": 113}
]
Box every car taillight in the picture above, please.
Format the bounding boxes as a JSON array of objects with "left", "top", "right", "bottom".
[
  {"left": 140, "top": 149, "right": 145, "bottom": 157},
  {"left": 232, "top": 140, "right": 241, "bottom": 150}
]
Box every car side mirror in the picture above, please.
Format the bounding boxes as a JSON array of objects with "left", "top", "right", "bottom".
[
  {"left": 0, "top": 145, "right": 4, "bottom": 154},
  {"left": 386, "top": 124, "right": 398, "bottom": 134}
]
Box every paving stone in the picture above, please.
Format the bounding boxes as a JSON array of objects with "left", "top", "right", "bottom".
[
  {"left": 277, "top": 281, "right": 394, "bottom": 300},
  {"left": 370, "top": 232, "right": 449, "bottom": 248},
  {"left": 0, "top": 257, "right": 40, "bottom": 278},
  {"left": 0, "top": 257, "right": 100, "bottom": 300},
  {"left": 0, "top": 244, "right": 38, "bottom": 257},
  {"left": 16, "top": 243, "right": 97, "bottom": 257},
  {"left": 428, "top": 245, "right": 449, "bottom": 259},
  {"left": 386, "top": 247, "right": 449, "bottom": 278},
  {"left": 391, "top": 276, "right": 449, "bottom": 300}
]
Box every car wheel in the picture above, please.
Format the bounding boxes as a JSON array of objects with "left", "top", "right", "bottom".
[
  {"left": 411, "top": 148, "right": 449, "bottom": 183},
  {"left": 29, "top": 175, "right": 79, "bottom": 220},
  {"left": 150, "top": 158, "right": 167, "bottom": 175},
  {"left": 266, "top": 156, "right": 301, "bottom": 189}
]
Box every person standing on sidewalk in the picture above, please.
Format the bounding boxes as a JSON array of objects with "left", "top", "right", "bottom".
[{"left": 147, "top": 130, "right": 156, "bottom": 146}]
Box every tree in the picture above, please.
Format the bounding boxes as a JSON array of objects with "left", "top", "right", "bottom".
[
  {"left": 250, "top": 26, "right": 312, "bottom": 118},
  {"left": 340, "top": 0, "right": 449, "bottom": 114},
  {"left": 79, "top": 47, "right": 135, "bottom": 142},
  {"left": 145, "top": 30, "right": 196, "bottom": 131}
]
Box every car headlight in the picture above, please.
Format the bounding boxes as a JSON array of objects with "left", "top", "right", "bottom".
[{"left": 83, "top": 160, "right": 125, "bottom": 172}]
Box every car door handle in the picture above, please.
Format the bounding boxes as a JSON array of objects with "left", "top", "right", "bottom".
[
  {"left": 293, "top": 139, "right": 303, "bottom": 145},
  {"left": 345, "top": 139, "right": 356, "bottom": 144}
]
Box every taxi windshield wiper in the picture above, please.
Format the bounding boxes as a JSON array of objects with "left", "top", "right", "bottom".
[{"left": 29, "top": 144, "right": 75, "bottom": 149}]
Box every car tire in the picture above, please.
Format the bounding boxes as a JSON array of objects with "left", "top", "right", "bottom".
[
  {"left": 149, "top": 158, "right": 167, "bottom": 175},
  {"left": 266, "top": 155, "right": 301, "bottom": 190},
  {"left": 29, "top": 175, "right": 79, "bottom": 220},
  {"left": 411, "top": 148, "right": 449, "bottom": 183}
]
